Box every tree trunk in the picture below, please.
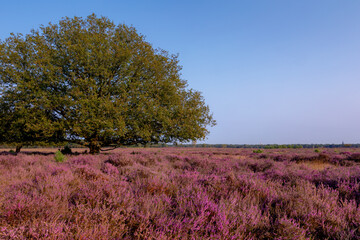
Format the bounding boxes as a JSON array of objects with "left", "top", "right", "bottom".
[
  {"left": 89, "top": 140, "right": 101, "bottom": 154},
  {"left": 16, "top": 144, "right": 23, "bottom": 153}
]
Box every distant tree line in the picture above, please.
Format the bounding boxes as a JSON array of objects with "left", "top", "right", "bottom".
[
  {"left": 172, "top": 143, "right": 360, "bottom": 149},
  {"left": 1, "top": 143, "right": 359, "bottom": 151}
]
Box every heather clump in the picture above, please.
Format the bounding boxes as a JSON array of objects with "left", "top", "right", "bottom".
[
  {"left": 247, "top": 159, "right": 273, "bottom": 173},
  {"left": 271, "top": 154, "right": 291, "bottom": 162},
  {"left": 73, "top": 165, "right": 105, "bottom": 181},
  {"left": 68, "top": 155, "right": 102, "bottom": 165},
  {"left": 0, "top": 148, "right": 359, "bottom": 239},
  {"left": 104, "top": 153, "right": 133, "bottom": 167},
  {"left": 133, "top": 153, "right": 157, "bottom": 166},
  {"left": 348, "top": 153, "right": 360, "bottom": 162},
  {"left": 101, "top": 162, "right": 120, "bottom": 176},
  {"left": 0, "top": 155, "right": 22, "bottom": 170}
]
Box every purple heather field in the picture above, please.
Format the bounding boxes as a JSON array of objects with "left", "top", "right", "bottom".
[{"left": 0, "top": 148, "right": 359, "bottom": 239}]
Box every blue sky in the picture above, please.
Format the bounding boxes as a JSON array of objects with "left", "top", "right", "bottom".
[{"left": 1, "top": 0, "right": 360, "bottom": 144}]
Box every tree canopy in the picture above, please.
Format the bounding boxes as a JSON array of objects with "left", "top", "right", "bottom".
[{"left": 0, "top": 14, "right": 215, "bottom": 153}]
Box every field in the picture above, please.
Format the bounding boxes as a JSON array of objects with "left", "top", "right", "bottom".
[{"left": 0, "top": 148, "right": 359, "bottom": 239}]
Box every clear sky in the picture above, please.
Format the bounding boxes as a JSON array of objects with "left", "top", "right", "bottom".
[{"left": 1, "top": 0, "right": 360, "bottom": 144}]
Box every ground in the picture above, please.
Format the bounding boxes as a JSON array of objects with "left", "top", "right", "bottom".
[{"left": 0, "top": 148, "right": 359, "bottom": 239}]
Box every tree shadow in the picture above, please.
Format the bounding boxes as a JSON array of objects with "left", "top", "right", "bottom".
[{"left": 0, "top": 151, "right": 86, "bottom": 156}]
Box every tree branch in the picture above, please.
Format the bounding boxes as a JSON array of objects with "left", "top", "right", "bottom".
[{"left": 101, "top": 145, "right": 121, "bottom": 152}]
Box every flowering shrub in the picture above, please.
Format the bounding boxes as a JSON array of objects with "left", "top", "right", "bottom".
[{"left": 0, "top": 148, "right": 359, "bottom": 239}]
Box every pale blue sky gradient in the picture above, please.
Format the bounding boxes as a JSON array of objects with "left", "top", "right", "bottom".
[{"left": 1, "top": 0, "right": 360, "bottom": 144}]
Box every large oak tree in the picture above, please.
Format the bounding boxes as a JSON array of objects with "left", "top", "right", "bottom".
[{"left": 0, "top": 14, "right": 215, "bottom": 153}]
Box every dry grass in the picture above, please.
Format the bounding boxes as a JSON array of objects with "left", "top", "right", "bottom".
[{"left": 302, "top": 161, "right": 334, "bottom": 171}]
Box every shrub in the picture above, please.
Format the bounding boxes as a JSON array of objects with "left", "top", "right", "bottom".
[
  {"left": 253, "top": 149, "right": 263, "bottom": 153},
  {"left": 61, "top": 146, "right": 72, "bottom": 155},
  {"left": 54, "top": 150, "right": 66, "bottom": 162},
  {"left": 314, "top": 149, "right": 320, "bottom": 153}
]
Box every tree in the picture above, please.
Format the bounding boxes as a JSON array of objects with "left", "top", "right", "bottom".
[{"left": 0, "top": 14, "right": 215, "bottom": 153}]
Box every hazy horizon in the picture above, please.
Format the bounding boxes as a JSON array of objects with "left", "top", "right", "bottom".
[{"left": 1, "top": 1, "right": 359, "bottom": 144}]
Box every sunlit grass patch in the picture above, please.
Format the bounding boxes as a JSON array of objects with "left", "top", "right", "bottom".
[{"left": 302, "top": 161, "right": 334, "bottom": 171}]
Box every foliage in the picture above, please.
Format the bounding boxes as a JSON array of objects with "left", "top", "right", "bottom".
[
  {"left": 0, "top": 14, "right": 215, "bottom": 153},
  {"left": 54, "top": 150, "right": 66, "bottom": 162},
  {"left": 0, "top": 101, "right": 63, "bottom": 153},
  {"left": 253, "top": 149, "right": 263, "bottom": 153},
  {"left": 1, "top": 148, "right": 359, "bottom": 239}
]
